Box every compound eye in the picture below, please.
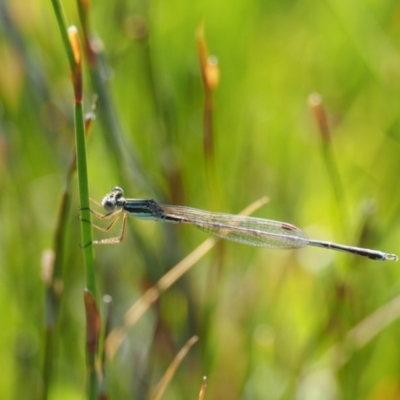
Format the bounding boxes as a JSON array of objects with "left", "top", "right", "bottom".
[{"left": 102, "top": 197, "right": 116, "bottom": 212}]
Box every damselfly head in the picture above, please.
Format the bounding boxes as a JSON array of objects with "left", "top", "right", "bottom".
[{"left": 102, "top": 187, "right": 125, "bottom": 211}]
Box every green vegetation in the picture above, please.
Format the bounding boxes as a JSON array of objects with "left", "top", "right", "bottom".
[{"left": 1, "top": 0, "right": 399, "bottom": 399}]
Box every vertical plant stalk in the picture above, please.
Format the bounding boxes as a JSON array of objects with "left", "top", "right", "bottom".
[
  {"left": 309, "top": 93, "right": 348, "bottom": 229},
  {"left": 196, "top": 22, "right": 223, "bottom": 216},
  {"left": 98, "top": 295, "right": 113, "bottom": 397},
  {"left": 68, "top": 26, "right": 98, "bottom": 398},
  {"left": 68, "top": 27, "right": 96, "bottom": 295},
  {"left": 84, "top": 289, "right": 101, "bottom": 400},
  {"left": 51, "top": 0, "right": 75, "bottom": 69},
  {"left": 51, "top": 0, "right": 99, "bottom": 396},
  {"left": 197, "top": 23, "right": 219, "bottom": 163}
]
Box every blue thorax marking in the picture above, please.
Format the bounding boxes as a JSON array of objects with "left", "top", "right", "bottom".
[{"left": 123, "top": 199, "right": 164, "bottom": 220}]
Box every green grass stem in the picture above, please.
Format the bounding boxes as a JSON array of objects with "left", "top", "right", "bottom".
[{"left": 50, "top": 2, "right": 98, "bottom": 397}]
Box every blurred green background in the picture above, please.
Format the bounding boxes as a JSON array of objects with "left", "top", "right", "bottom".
[{"left": 1, "top": 0, "right": 400, "bottom": 399}]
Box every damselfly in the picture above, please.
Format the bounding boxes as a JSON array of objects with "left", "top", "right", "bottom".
[{"left": 89, "top": 187, "right": 398, "bottom": 261}]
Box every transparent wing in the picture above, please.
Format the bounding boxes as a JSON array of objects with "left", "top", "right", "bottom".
[{"left": 160, "top": 205, "right": 309, "bottom": 249}]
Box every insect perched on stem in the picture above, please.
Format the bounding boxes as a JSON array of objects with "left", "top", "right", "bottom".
[{"left": 89, "top": 187, "right": 398, "bottom": 261}]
